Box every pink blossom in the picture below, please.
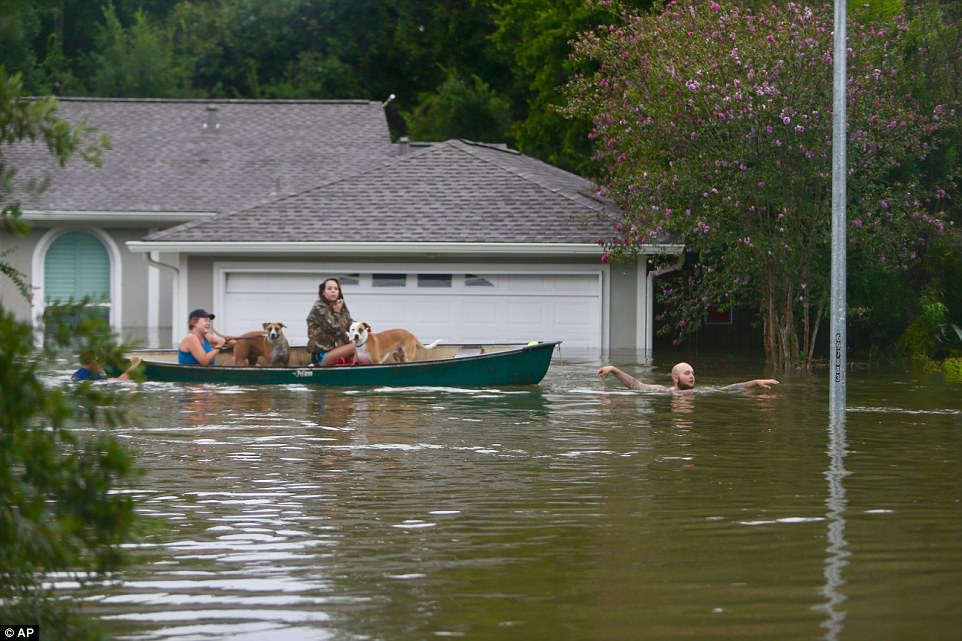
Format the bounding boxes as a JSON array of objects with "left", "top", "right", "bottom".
[{"left": 710, "top": 2, "right": 721, "bottom": 13}]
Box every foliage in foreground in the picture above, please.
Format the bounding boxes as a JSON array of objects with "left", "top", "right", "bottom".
[
  {"left": 0, "top": 304, "right": 141, "bottom": 639},
  {"left": 2, "top": 66, "right": 138, "bottom": 640},
  {"left": 566, "top": 1, "right": 957, "bottom": 369}
]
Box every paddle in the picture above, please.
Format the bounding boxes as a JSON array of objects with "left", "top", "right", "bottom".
[{"left": 119, "top": 356, "right": 142, "bottom": 379}]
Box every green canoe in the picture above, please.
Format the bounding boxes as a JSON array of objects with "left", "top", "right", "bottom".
[{"left": 127, "top": 341, "right": 559, "bottom": 387}]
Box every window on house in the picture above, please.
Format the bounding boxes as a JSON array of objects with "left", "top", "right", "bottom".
[
  {"left": 465, "top": 274, "right": 494, "bottom": 287},
  {"left": 418, "top": 274, "right": 452, "bottom": 288},
  {"left": 373, "top": 273, "right": 407, "bottom": 287},
  {"left": 336, "top": 274, "right": 360, "bottom": 286}
]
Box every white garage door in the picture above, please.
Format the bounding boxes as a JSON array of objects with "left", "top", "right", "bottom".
[{"left": 220, "top": 271, "right": 602, "bottom": 349}]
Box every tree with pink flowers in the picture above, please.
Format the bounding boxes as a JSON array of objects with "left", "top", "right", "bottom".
[{"left": 566, "top": 1, "right": 956, "bottom": 369}]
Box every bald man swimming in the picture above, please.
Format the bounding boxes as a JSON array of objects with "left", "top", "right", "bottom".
[{"left": 596, "top": 362, "right": 779, "bottom": 392}]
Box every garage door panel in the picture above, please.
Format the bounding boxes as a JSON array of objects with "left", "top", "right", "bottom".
[
  {"left": 412, "top": 299, "right": 454, "bottom": 321},
  {"left": 557, "top": 279, "right": 596, "bottom": 295},
  {"left": 227, "top": 273, "right": 315, "bottom": 294},
  {"left": 349, "top": 297, "right": 407, "bottom": 325},
  {"left": 554, "top": 303, "right": 592, "bottom": 327},
  {"left": 507, "top": 301, "right": 545, "bottom": 325},
  {"left": 223, "top": 294, "right": 312, "bottom": 343},
  {"left": 498, "top": 275, "right": 544, "bottom": 292},
  {"left": 351, "top": 296, "right": 451, "bottom": 330},
  {"left": 460, "top": 300, "right": 499, "bottom": 323}
]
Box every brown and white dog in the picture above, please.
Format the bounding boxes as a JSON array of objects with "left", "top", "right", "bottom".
[
  {"left": 231, "top": 322, "right": 290, "bottom": 367},
  {"left": 348, "top": 321, "right": 442, "bottom": 364}
]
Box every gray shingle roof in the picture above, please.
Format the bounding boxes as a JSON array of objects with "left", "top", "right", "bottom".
[
  {"left": 145, "top": 139, "right": 617, "bottom": 244},
  {"left": 8, "top": 98, "right": 393, "bottom": 213}
]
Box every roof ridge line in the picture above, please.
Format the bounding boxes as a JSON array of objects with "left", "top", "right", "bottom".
[{"left": 42, "top": 97, "right": 381, "bottom": 105}]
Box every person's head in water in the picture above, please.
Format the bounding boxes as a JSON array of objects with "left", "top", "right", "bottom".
[{"left": 671, "top": 362, "right": 696, "bottom": 390}]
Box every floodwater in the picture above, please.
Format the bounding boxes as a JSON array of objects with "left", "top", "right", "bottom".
[{"left": 58, "top": 351, "right": 962, "bottom": 641}]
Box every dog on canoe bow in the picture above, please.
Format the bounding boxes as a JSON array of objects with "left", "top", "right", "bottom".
[
  {"left": 348, "top": 321, "right": 442, "bottom": 364},
  {"left": 229, "top": 322, "right": 290, "bottom": 366}
]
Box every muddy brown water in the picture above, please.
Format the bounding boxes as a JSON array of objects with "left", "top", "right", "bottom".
[{"left": 54, "top": 351, "right": 962, "bottom": 641}]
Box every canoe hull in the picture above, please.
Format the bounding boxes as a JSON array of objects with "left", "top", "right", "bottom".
[{"left": 132, "top": 341, "right": 559, "bottom": 387}]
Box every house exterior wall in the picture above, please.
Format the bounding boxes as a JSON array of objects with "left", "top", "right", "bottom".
[
  {"left": 109, "top": 228, "right": 154, "bottom": 341},
  {"left": 178, "top": 254, "right": 217, "bottom": 338},
  {"left": 0, "top": 231, "right": 36, "bottom": 322},
  {"left": 0, "top": 225, "right": 166, "bottom": 344},
  {"left": 608, "top": 261, "right": 641, "bottom": 353},
  {"left": 146, "top": 250, "right": 176, "bottom": 346}
]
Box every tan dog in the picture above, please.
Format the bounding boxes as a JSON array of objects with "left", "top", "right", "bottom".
[
  {"left": 348, "top": 321, "right": 442, "bottom": 364},
  {"left": 231, "top": 322, "right": 290, "bottom": 366}
]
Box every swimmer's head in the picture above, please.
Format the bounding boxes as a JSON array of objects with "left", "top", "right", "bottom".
[{"left": 671, "top": 362, "right": 695, "bottom": 390}]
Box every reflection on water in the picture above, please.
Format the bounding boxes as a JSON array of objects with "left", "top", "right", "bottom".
[
  {"left": 51, "top": 356, "right": 962, "bottom": 641},
  {"left": 814, "top": 413, "right": 850, "bottom": 641}
]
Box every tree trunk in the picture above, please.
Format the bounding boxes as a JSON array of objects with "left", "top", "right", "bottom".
[
  {"left": 764, "top": 265, "right": 777, "bottom": 365},
  {"left": 805, "top": 301, "right": 825, "bottom": 368},
  {"left": 802, "top": 296, "right": 810, "bottom": 366}
]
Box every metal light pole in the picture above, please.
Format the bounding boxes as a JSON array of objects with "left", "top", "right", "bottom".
[
  {"left": 830, "top": 0, "right": 848, "bottom": 415},
  {"left": 823, "top": 10, "right": 851, "bottom": 634}
]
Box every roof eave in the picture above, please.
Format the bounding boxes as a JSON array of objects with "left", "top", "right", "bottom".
[
  {"left": 23, "top": 210, "right": 217, "bottom": 224},
  {"left": 126, "top": 241, "right": 685, "bottom": 256}
]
